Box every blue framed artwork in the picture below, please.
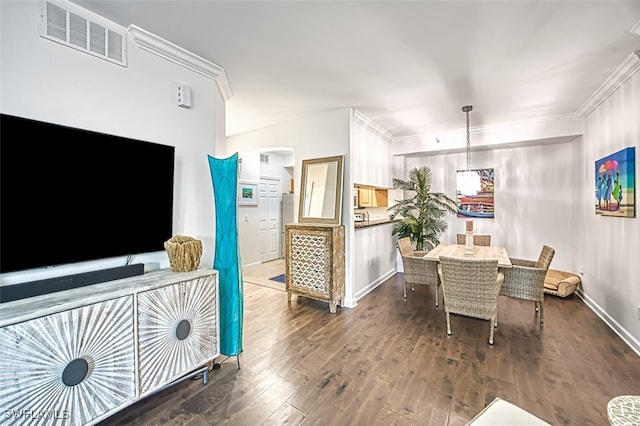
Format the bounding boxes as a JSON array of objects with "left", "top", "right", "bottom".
[
  {"left": 456, "top": 168, "right": 495, "bottom": 218},
  {"left": 595, "top": 147, "right": 635, "bottom": 217},
  {"left": 238, "top": 180, "right": 258, "bottom": 206}
]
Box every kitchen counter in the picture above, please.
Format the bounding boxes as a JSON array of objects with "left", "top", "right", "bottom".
[{"left": 354, "top": 218, "right": 398, "bottom": 229}]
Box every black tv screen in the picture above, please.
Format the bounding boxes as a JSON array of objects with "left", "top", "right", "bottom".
[{"left": 0, "top": 113, "right": 175, "bottom": 274}]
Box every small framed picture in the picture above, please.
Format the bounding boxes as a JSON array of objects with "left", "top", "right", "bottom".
[
  {"left": 595, "top": 147, "right": 635, "bottom": 217},
  {"left": 238, "top": 180, "right": 258, "bottom": 206}
]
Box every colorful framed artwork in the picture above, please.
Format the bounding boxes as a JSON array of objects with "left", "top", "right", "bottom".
[
  {"left": 456, "top": 168, "right": 495, "bottom": 218},
  {"left": 595, "top": 147, "right": 635, "bottom": 217},
  {"left": 238, "top": 180, "right": 258, "bottom": 206}
]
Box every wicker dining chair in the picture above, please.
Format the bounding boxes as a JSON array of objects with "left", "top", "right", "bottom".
[
  {"left": 456, "top": 234, "right": 492, "bottom": 246},
  {"left": 500, "top": 245, "right": 555, "bottom": 325},
  {"left": 397, "top": 237, "right": 440, "bottom": 306},
  {"left": 437, "top": 256, "right": 504, "bottom": 344}
]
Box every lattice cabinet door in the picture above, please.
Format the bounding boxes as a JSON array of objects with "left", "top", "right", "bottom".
[
  {"left": 285, "top": 223, "right": 345, "bottom": 313},
  {"left": 0, "top": 296, "right": 136, "bottom": 425},
  {"left": 137, "top": 273, "right": 218, "bottom": 395}
]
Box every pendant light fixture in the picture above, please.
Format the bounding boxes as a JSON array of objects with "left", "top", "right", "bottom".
[{"left": 457, "top": 105, "right": 482, "bottom": 196}]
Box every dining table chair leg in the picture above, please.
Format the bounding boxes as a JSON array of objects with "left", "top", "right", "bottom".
[
  {"left": 489, "top": 322, "right": 495, "bottom": 345},
  {"left": 538, "top": 301, "right": 544, "bottom": 324},
  {"left": 446, "top": 312, "right": 452, "bottom": 335},
  {"left": 402, "top": 280, "right": 415, "bottom": 300}
]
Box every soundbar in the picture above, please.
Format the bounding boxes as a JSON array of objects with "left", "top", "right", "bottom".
[{"left": 0, "top": 263, "right": 145, "bottom": 303}]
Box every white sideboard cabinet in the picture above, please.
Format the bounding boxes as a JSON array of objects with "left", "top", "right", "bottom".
[
  {"left": 285, "top": 223, "right": 345, "bottom": 313},
  {"left": 0, "top": 268, "right": 219, "bottom": 426}
]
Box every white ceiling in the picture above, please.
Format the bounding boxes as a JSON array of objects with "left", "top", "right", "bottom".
[{"left": 74, "top": 1, "right": 640, "bottom": 143}]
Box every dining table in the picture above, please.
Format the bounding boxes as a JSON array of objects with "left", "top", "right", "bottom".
[{"left": 423, "top": 243, "right": 512, "bottom": 268}]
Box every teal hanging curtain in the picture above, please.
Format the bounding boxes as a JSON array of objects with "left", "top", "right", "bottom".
[{"left": 208, "top": 153, "right": 243, "bottom": 357}]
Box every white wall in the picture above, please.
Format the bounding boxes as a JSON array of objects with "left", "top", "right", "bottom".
[
  {"left": 230, "top": 108, "right": 396, "bottom": 307},
  {"left": 260, "top": 152, "right": 294, "bottom": 196},
  {"left": 226, "top": 108, "right": 350, "bottom": 268},
  {"left": 403, "top": 141, "right": 576, "bottom": 272},
  {"left": 0, "top": 1, "right": 225, "bottom": 284},
  {"left": 349, "top": 109, "right": 398, "bottom": 304},
  {"left": 574, "top": 69, "right": 640, "bottom": 349},
  {"left": 353, "top": 223, "right": 398, "bottom": 301},
  {"left": 232, "top": 150, "right": 292, "bottom": 268}
]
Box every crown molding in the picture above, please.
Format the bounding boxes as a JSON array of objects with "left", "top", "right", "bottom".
[
  {"left": 577, "top": 50, "right": 640, "bottom": 118},
  {"left": 631, "top": 18, "right": 640, "bottom": 36},
  {"left": 392, "top": 113, "right": 582, "bottom": 157},
  {"left": 128, "top": 25, "right": 232, "bottom": 102},
  {"left": 395, "top": 113, "right": 581, "bottom": 145},
  {"left": 351, "top": 109, "right": 394, "bottom": 143}
]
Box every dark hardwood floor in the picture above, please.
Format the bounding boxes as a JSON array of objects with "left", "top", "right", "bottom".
[{"left": 99, "top": 273, "right": 640, "bottom": 425}]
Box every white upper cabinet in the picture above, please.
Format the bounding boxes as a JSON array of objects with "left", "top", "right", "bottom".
[{"left": 351, "top": 110, "right": 394, "bottom": 188}]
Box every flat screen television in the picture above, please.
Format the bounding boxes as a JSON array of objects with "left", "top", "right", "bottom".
[{"left": 0, "top": 113, "right": 175, "bottom": 274}]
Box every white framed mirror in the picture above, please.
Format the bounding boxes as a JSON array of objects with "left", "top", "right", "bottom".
[{"left": 298, "top": 155, "right": 344, "bottom": 225}]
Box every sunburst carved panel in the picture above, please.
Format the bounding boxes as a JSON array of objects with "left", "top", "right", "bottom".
[
  {"left": 137, "top": 274, "right": 218, "bottom": 395},
  {"left": 0, "top": 296, "right": 135, "bottom": 425}
]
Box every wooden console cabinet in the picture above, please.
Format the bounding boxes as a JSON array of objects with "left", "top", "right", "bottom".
[
  {"left": 285, "top": 223, "right": 345, "bottom": 313},
  {"left": 0, "top": 269, "right": 218, "bottom": 425}
]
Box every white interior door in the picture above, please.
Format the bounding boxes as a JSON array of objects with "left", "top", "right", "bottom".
[{"left": 259, "top": 177, "right": 281, "bottom": 262}]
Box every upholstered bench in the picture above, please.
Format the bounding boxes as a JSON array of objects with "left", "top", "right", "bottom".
[
  {"left": 544, "top": 269, "right": 581, "bottom": 297},
  {"left": 466, "top": 397, "right": 551, "bottom": 425}
]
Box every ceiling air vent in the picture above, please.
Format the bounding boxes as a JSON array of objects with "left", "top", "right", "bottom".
[
  {"left": 39, "top": 1, "right": 127, "bottom": 67},
  {"left": 260, "top": 153, "right": 270, "bottom": 164}
]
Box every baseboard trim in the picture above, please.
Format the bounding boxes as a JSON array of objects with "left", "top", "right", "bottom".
[
  {"left": 354, "top": 268, "right": 397, "bottom": 303},
  {"left": 241, "top": 261, "right": 263, "bottom": 270},
  {"left": 576, "top": 289, "right": 640, "bottom": 358}
]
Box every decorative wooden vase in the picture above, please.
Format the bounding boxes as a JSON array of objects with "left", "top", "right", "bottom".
[
  {"left": 464, "top": 219, "right": 475, "bottom": 255},
  {"left": 164, "top": 235, "right": 203, "bottom": 272}
]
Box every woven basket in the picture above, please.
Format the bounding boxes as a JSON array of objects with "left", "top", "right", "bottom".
[{"left": 164, "top": 235, "right": 203, "bottom": 272}]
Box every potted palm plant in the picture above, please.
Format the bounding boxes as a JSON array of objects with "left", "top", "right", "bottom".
[{"left": 387, "top": 166, "right": 458, "bottom": 251}]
